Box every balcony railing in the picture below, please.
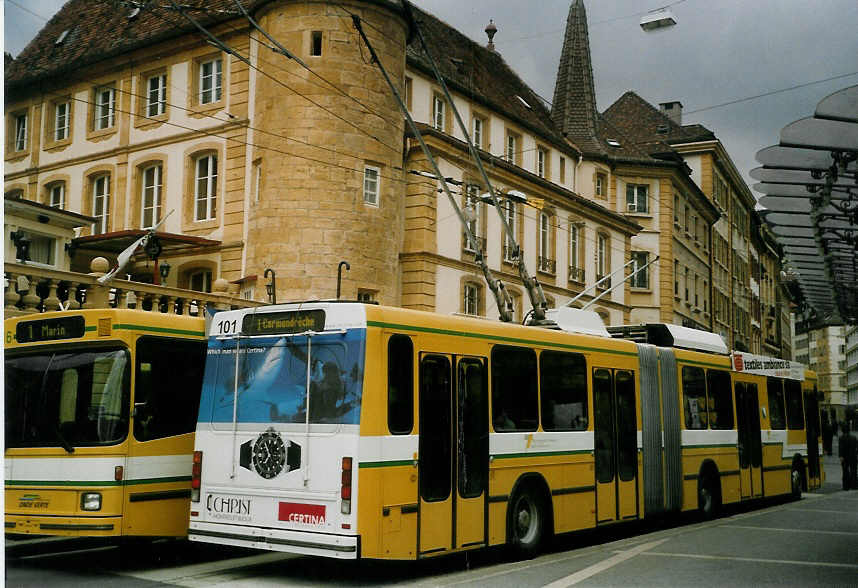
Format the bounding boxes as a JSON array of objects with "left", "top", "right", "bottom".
[
  {"left": 595, "top": 274, "right": 611, "bottom": 290},
  {"left": 4, "top": 260, "right": 263, "bottom": 318},
  {"left": 568, "top": 265, "right": 585, "bottom": 283},
  {"left": 503, "top": 243, "right": 519, "bottom": 263},
  {"left": 537, "top": 256, "right": 556, "bottom": 274},
  {"left": 462, "top": 234, "right": 487, "bottom": 254}
]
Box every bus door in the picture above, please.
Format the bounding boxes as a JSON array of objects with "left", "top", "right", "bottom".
[
  {"left": 804, "top": 388, "right": 821, "bottom": 488},
  {"left": 418, "top": 354, "right": 488, "bottom": 555},
  {"left": 734, "top": 381, "right": 763, "bottom": 499},
  {"left": 593, "top": 368, "right": 639, "bottom": 524}
]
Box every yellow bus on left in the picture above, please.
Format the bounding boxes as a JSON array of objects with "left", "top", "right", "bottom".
[{"left": 5, "top": 309, "right": 206, "bottom": 538}]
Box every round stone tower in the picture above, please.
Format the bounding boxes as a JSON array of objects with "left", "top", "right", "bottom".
[{"left": 246, "top": 0, "right": 409, "bottom": 304}]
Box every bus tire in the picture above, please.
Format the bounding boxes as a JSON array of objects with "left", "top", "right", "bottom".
[
  {"left": 507, "top": 486, "right": 545, "bottom": 559},
  {"left": 698, "top": 473, "right": 721, "bottom": 519}
]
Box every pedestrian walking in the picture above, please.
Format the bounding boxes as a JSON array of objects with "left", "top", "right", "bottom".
[{"left": 838, "top": 421, "right": 857, "bottom": 491}]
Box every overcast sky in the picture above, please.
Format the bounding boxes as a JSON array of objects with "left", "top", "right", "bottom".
[{"left": 6, "top": 0, "right": 858, "bottom": 198}]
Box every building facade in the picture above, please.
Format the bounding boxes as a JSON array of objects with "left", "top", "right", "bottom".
[{"left": 5, "top": 0, "right": 643, "bottom": 325}]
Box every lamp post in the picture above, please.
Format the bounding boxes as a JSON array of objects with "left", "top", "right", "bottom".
[
  {"left": 264, "top": 268, "right": 276, "bottom": 304},
  {"left": 337, "top": 261, "right": 350, "bottom": 300},
  {"left": 159, "top": 261, "right": 171, "bottom": 284}
]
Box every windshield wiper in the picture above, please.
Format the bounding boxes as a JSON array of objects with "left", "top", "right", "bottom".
[{"left": 55, "top": 427, "right": 75, "bottom": 454}]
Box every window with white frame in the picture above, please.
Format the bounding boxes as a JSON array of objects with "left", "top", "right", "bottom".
[
  {"left": 14, "top": 113, "right": 28, "bottom": 151},
  {"left": 194, "top": 154, "right": 218, "bottom": 221},
  {"left": 506, "top": 133, "right": 516, "bottom": 163},
  {"left": 463, "top": 282, "right": 479, "bottom": 316},
  {"left": 432, "top": 95, "right": 445, "bottom": 131},
  {"left": 54, "top": 102, "right": 70, "bottom": 141},
  {"left": 147, "top": 74, "right": 167, "bottom": 117},
  {"left": 631, "top": 251, "right": 649, "bottom": 289},
  {"left": 538, "top": 211, "right": 553, "bottom": 272},
  {"left": 595, "top": 172, "right": 606, "bottom": 198},
  {"left": 626, "top": 184, "right": 648, "bottom": 213},
  {"left": 503, "top": 199, "right": 517, "bottom": 261},
  {"left": 464, "top": 184, "right": 481, "bottom": 251},
  {"left": 537, "top": 148, "right": 546, "bottom": 178},
  {"left": 363, "top": 165, "right": 379, "bottom": 206},
  {"left": 472, "top": 116, "right": 483, "bottom": 148},
  {"left": 199, "top": 58, "right": 223, "bottom": 105},
  {"left": 569, "top": 223, "right": 579, "bottom": 269},
  {"left": 142, "top": 164, "right": 163, "bottom": 228},
  {"left": 94, "top": 86, "right": 115, "bottom": 130},
  {"left": 48, "top": 183, "right": 65, "bottom": 209},
  {"left": 92, "top": 175, "right": 110, "bottom": 234},
  {"left": 597, "top": 233, "right": 608, "bottom": 279}
]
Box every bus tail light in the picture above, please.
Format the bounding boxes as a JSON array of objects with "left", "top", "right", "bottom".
[
  {"left": 341, "top": 456, "right": 353, "bottom": 515},
  {"left": 191, "top": 451, "right": 203, "bottom": 503}
]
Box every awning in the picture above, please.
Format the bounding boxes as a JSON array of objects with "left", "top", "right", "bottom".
[
  {"left": 752, "top": 85, "right": 858, "bottom": 325},
  {"left": 71, "top": 230, "right": 222, "bottom": 256}
]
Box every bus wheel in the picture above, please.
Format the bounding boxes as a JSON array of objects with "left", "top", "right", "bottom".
[
  {"left": 508, "top": 487, "right": 545, "bottom": 559},
  {"left": 790, "top": 466, "right": 802, "bottom": 499},
  {"left": 698, "top": 474, "right": 721, "bottom": 519}
]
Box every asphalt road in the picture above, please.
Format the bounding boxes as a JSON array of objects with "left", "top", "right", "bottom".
[{"left": 6, "top": 452, "right": 857, "bottom": 587}]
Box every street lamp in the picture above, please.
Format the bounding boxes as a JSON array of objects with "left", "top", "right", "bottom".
[
  {"left": 640, "top": 7, "right": 677, "bottom": 31},
  {"left": 264, "top": 268, "right": 277, "bottom": 304},
  {"left": 159, "top": 261, "right": 171, "bottom": 282}
]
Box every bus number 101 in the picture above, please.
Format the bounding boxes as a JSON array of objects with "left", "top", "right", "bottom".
[{"left": 217, "top": 319, "right": 238, "bottom": 335}]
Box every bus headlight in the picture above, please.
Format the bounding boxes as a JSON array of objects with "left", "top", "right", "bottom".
[{"left": 81, "top": 492, "right": 102, "bottom": 511}]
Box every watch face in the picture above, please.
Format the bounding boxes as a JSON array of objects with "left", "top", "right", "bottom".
[{"left": 252, "top": 429, "right": 287, "bottom": 479}]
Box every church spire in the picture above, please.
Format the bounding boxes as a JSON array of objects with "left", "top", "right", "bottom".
[{"left": 551, "top": 0, "right": 600, "bottom": 150}]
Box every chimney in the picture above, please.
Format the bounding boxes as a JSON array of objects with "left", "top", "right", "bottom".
[
  {"left": 485, "top": 19, "right": 497, "bottom": 52},
  {"left": 659, "top": 101, "right": 683, "bottom": 125}
]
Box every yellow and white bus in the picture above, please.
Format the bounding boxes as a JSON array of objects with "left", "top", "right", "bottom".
[
  {"left": 5, "top": 309, "right": 206, "bottom": 538},
  {"left": 188, "top": 302, "right": 822, "bottom": 559}
]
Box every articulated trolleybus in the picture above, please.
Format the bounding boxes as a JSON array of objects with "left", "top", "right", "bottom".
[
  {"left": 189, "top": 302, "right": 822, "bottom": 560},
  {"left": 5, "top": 309, "right": 206, "bottom": 538}
]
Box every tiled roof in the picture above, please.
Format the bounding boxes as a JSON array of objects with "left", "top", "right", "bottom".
[
  {"left": 5, "top": 0, "right": 271, "bottom": 92},
  {"left": 406, "top": 5, "right": 579, "bottom": 157},
  {"left": 602, "top": 91, "right": 716, "bottom": 151}
]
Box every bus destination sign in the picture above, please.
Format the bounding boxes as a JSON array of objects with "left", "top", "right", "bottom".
[
  {"left": 16, "top": 316, "right": 86, "bottom": 344},
  {"left": 242, "top": 310, "right": 325, "bottom": 336}
]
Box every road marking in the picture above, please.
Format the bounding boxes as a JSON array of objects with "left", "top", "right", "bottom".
[
  {"left": 722, "top": 524, "right": 858, "bottom": 536},
  {"left": 641, "top": 551, "right": 858, "bottom": 569},
  {"left": 121, "top": 552, "right": 297, "bottom": 584},
  {"left": 788, "top": 507, "right": 858, "bottom": 514},
  {"left": 540, "top": 538, "right": 668, "bottom": 588},
  {"left": 16, "top": 545, "right": 117, "bottom": 560},
  {"left": 435, "top": 548, "right": 598, "bottom": 587}
]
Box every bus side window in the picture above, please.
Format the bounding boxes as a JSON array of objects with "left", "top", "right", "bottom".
[
  {"left": 706, "top": 369, "right": 733, "bottom": 430},
  {"left": 785, "top": 380, "right": 804, "bottom": 430},
  {"left": 540, "top": 350, "right": 587, "bottom": 431},
  {"left": 682, "top": 366, "right": 707, "bottom": 429},
  {"left": 134, "top": 337, "right": 206, "bottom": 442},
  {"left": 491, "top": 345, "right": 537, "bottom": 432},
  {"left": 387, "top": 334, "right": 413, "bottom": 435},
  {"left": 767, "top": 377, "right": 786, "bottom": 430}
]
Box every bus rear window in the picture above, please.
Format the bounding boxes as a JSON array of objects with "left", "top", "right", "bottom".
[
  {"left": 199, "top": 331, "right": 365, "bottom": 426},
  {"left": 785, "top": 380, "right": 804, "bottom": 430}
]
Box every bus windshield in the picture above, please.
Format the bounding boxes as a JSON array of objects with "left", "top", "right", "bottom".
[
  {"left": 199, "top": 331, "right": 365, "bottom": 426},
  {"left": 5, "top": 347, "right": 130, "bottom": 449}
]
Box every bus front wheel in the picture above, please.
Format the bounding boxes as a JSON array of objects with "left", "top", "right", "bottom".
[{"left": 507, "top": 487, "right": 545, "bottom": 559}]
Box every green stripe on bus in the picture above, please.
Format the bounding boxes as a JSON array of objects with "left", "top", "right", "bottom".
[
  {"left": 492, "top": 449, "right": 592, "bottom": 459},
  {"left": 112, "top": 324, "right": 205, "bottom": 337},
  {"left": 359, "top": 460, "right": 414, "bottom": 469},
  {"left": 5, "top": 476, "right": 191, "bottom": 487},
  {"left": 365, "top": 321, "right": 638, "bottom": 357},
  {"left": 84, "top": 326, "right": 97, "bottom": 332}
]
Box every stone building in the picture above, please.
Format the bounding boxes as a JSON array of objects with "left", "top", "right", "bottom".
[{"left": 5, "top": 0, "right": 641, "bottom": 324}]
